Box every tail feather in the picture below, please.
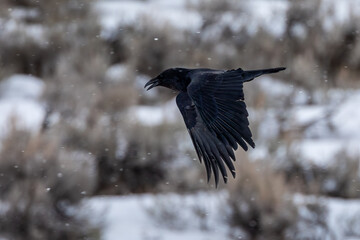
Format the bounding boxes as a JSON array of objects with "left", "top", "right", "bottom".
[{"left": 243, "top": 67, "right": 286, "bottom": 82}]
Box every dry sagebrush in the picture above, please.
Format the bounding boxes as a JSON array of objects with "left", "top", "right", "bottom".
[
  {"left": 0, "top": 0, "right": 98, "bottom": 77},
  {"left": 0, "top": 127, "right": 99, "bottom": 240},
  {"left": 226, "top": 156, "right": 330, "bottom": 240},
  {"left": 227, "top": 156, "right": 296, "bottom": 240}
]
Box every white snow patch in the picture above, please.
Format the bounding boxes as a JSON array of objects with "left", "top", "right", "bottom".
[
  {"left": 105, "top": 64, "right": 129, "bottom": 83},
  {"left": 291, "top": 139, "right": 360, "bottom": 166},
  {"left": 0, "top": 74, "right": 45, "bottom": 99},
  {"left": 244, "top": 0, "right": 289, "bottom": 36},
  {"left": 0, "top": 99, "right": 45, "bottom": 135},
  {"left": 95, "top": 0, "right": 360, "bottom": 40},
  {"left": 0, "top": 19, "right": 46, "bottom": 45},
  {"left": 0, "top": 75, "right": 45, "bottom": 135},
  {"left": 326, "top": 198, "right": 360, "bottom": 239},
  {"left": 331, "top": 91, "right": 360, "bottom": 139},
  {"left": 128, "top": 99, "right": 181, "bottom": 126},
  {"left": 257, "top": 76, "right": 294, "bottom": 100},
  {"left": 249, "top": 145, "right": 269, "bottom": 160},
  {"left": 85, "top": 192, "right": 360, "bottom": 240},
  {"left": 294, "top": 194, "right": 360, "bottom": 240},
  {"left": 320, "top": 0, "right": 360, "bottom": 32},
  {"left": 256, "top": 110, "right": 281, "bottom": 140},
  {"left": 84, "top": 192, "right": 229, "bottom": 240},
  {"left": 289, "top": 106, "right": 327, "bottom": 126},
  {"left": 95, "top": 0, "right": 202, "bottom": 37},
  {"left": 291, "top": 23, "right": 307, "bottom": 39},
  {"left": 9, "top": 8, "right": 40, "bottom": 21}
]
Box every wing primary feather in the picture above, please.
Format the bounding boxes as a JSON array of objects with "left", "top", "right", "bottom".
[
  {"left": 194, "top": 128, "right": 224, "bottom": 185},
  {"left": 215, "top": 99, "right": 249, "bottom": 116},
  {"left": 195, "top": 104, "right": 239, "bottom": 150},
  {"left": 189, "top": 131, "right": 202, "bottom": 163},
  {"left": 215, "top": 109, "right": 252, "bottom": 148},
  {"left": 203, "top": 134, "right": 228, "bottom": 182},
  {"left": 220, "top": 110, "right": 254, "bottom": 148},
  {"left": 209, "top": 121, "right": 238, "bottom": 150},
  {"left": 217, "top": 101, "right": 249, "bottom": 119},
  {"left": 193, "top": 129, "right": 212, "bottom": 182},
  {"left": 218, "top": 134, "right": 236, "bottom": 160},
  {"left": 218, "top": 108, "right": 254, "bottom": 147},
  {"left": 215, "top": 141, "right": 236, "bottom": 178},
  {"left": 213, "top": 114, "right": 249, "bottom": 151},
  {"left": 208, "top": 155, "right": 219, "bottom": 187}
]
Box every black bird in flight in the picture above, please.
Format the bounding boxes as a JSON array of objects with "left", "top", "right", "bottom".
[{"left": 145, "top": 67, "right": 285, "bottom": 185}]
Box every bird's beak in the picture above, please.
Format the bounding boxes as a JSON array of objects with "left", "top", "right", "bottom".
[{"left": 144, "top": 78, "right": 160, "bottom": 91}]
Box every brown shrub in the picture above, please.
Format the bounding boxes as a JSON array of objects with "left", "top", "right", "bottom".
[
  {"left": 226, "top": 155, "right": 332, "bottom": 240},
  {"left": 188, "top": 0, "right": 360, "bottom": 89},
  {"left": 0, "top": 126, "right": 99, "bottom": 240},
  {"left": 0, "top": 0, "right": 99, "bottom": 77},
  {"left": 0, "top": 1, "right": 10, "bottom": 18},
  {"left": 285, "top": 0, "right": 360, "bottom": 88},
  {"left": 285, "top": 200, "right": 330, "bottom": 240},
  {"left": 283, "top": 150, "right": 360, "bottom": 199},
  {"left": 227, "top": 154, "right": 296, "bottom": 239},
  {"left": 187, "top": 0, "right": 241, "bottom": 13},
  {"left": 107, "top": 19, "right": 190, "bottom": 77},
  {"left": 94, "top": 122, "right": 182, "bottom": 194}
]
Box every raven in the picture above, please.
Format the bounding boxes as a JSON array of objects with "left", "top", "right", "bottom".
[{"left": 145, "top": 67, "right": 285, "bottom": 185}]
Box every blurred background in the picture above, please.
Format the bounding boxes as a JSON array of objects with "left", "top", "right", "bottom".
[{"left": 0, "top": 0, "right": 360, "bottom": 239}]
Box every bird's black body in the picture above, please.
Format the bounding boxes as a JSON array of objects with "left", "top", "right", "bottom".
[{"left": 145, "top": 67, "right": 285, "bottom": 185}]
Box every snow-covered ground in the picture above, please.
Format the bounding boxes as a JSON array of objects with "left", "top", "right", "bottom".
[
  {"left": 95, "top": 0, "right": 202, "bottom": 38},
  {"left": 85, "top": 192, "right": 229, "bottom": 240},
  {"left": 85, "top": 192, "right": 360, "bottom": 240},
  {"left": 127, "top": 100, "right": 181, "bottom": 126},
  {"left": 247, "top": 76, "right": 360, "bottom": 166},
  {"left": 295, "top": 194, "right": 360, "bottom": 240},
  {"left": 0, "top": 74, "right": 45, "bottom": 136},
  {"left": 286, "top": 87, "right": 360, "bottom": 165}
]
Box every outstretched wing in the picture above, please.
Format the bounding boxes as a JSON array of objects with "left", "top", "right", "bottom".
[
  {"left": 176, "top": 92, "right": 236, "bottom": 186},
  {"left": 187, "top": 68, "right": 258, "bottom": 154}
]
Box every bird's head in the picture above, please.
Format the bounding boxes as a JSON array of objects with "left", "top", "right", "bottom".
[{"left": 144, "top": 68, "right": 189, "bottom": 91}]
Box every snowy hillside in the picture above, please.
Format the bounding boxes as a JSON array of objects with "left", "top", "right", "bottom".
[{"left": 0, "top": 0, "right": 360, "bottom": 239}]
